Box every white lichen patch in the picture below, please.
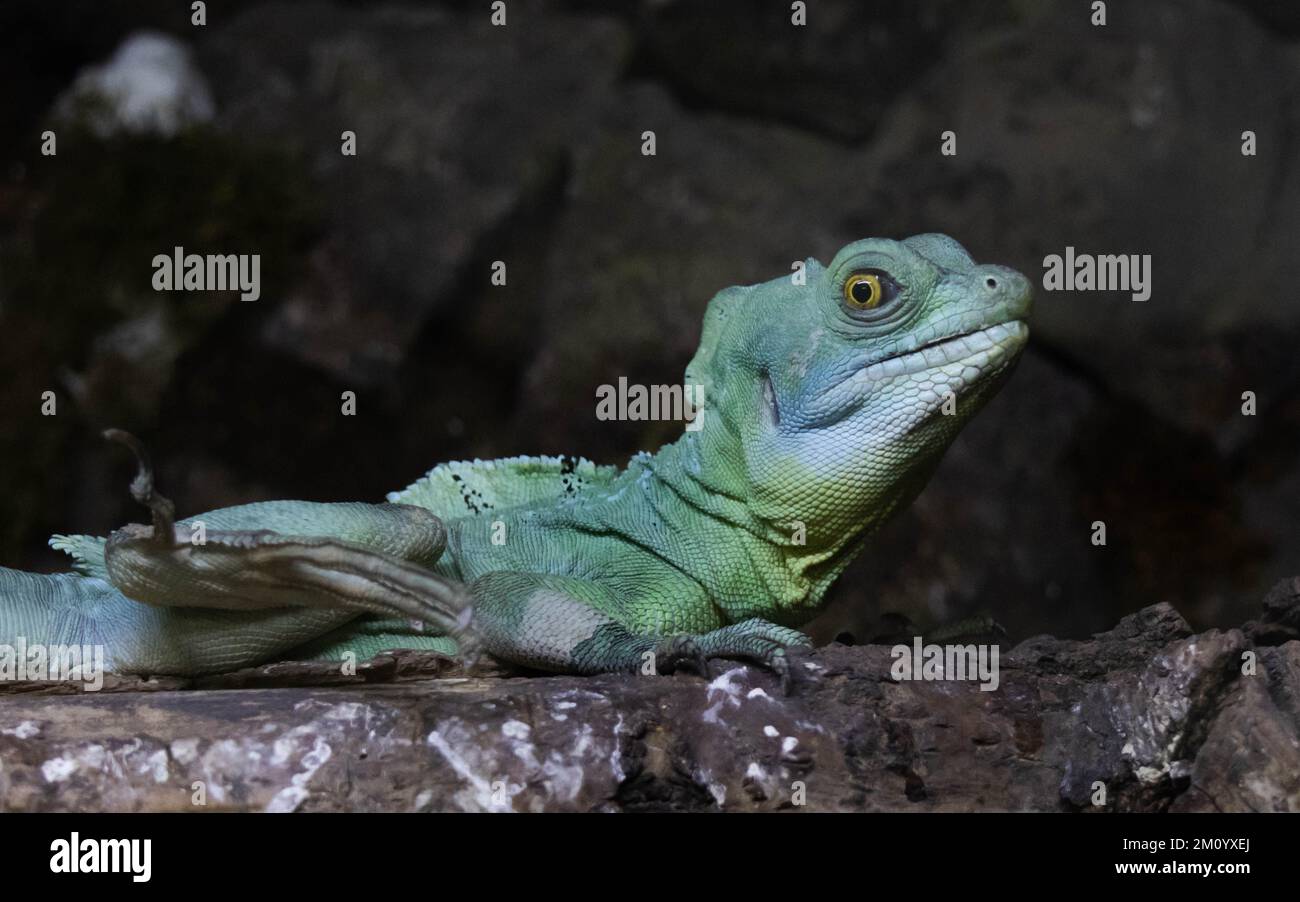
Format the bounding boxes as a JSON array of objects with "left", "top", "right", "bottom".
[
  {"left": 201, "top": 705, "right": 371, "bottom": 811},
  {"left": 138, "top": 749, "right": 170, "bottom": 783},
  {"left": 552, "top": 688, "right": 609, "bottom": 705},
  {"left": 427, "top": 718, "right": 522, "bottom": 812},
  {"left": 428, "top": 708, "right": 622, "bottom": 812},
  {"left": 538, "top": 725, "right": 594, "bottom": 805},
  {"left": 550, "top": 699, "right": 578, "bottom": 722},
  {"left": 692, "top": 765, "right": 727, "bottom": 807},
  {"left": 41, "top": 742, "right": 111, "bottom": 784},
  {"left": 1117, "top": 641, "right": 1212, "bottom": 785},
  {"left": 266, "top": 736, "right": 333, "bottom": 813},
  {"left": 2, "top": 720, "right": 41, "bottom": 740},
  {"left": 255, "top": 703, "right": 385, "bottom": 812},
  {"left": 502, "top": 720, "right": 531, "bottom": 740},
  {"left": 702, "top": 667, "right": 749, "bottom": 724},
  {"left": 41, "top": 755, "right": 78, "bottom": 783},
  {"left": 197, "top": 740, "right": 251, "bottom": 804},
  {"left": 609, "top": 714, "right": 626, "bottom": 783},
  {"left": 743, "top": 761, "right": 782, "bottom": 801},
  {"left": 169, "top": 737, "right": 200, "bottom": 765}
]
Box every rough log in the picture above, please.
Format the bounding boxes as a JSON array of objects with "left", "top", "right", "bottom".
[{"left": 1, "top": 580, "right": 1298, "bottom": 812}]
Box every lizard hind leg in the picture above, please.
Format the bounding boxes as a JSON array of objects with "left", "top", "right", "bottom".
[
  {"left": 98, "top": 430, "right": 477, "bottom": 653},
  {"left": 469, "top": 571, "right": 708, "bottom": 676},
  {"left": 469, "top": 573, "right": 807, "bottom": 682}
]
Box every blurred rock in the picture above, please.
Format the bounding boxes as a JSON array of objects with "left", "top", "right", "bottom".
[
  {"left": 1244, "top": 576, "right": 1300, "bottom": 644},
  {"left": 625, "top": 0, "right": 1009, "bottom": 142},
  {"left": 53, "top": 31, "right": 214, "bottom": 138},
  {"left": 197, "top": 1, "right": 632, "bottom": 382},
  {"left": 1226, "top": 0, "right": 1300, "bottom": 35},
  {"left": 1169, "top": 640, "right": 1300, "bottom": 812},
  {"left": 858, "top": 0, "right": 1300, "bottom": 438},
  {"left": 0, "top": 0, "right": 1296, "bottom": 652},
  {"left": 516, "top": 83, "right": 866, "bottom": 453}
]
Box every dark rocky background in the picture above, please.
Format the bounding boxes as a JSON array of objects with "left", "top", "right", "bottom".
[{"left": 1, "top": 0, "right": 1298, "bottom": 648}]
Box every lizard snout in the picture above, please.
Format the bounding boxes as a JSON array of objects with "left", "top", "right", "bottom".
[{"left": 977, "top": 265, "right": 1032, "bottom": 325}]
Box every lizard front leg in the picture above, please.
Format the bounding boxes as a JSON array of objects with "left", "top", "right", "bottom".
[
  {"left": 690, "top": 618, "right": 812, "bottom": 691},
  {"left": 90, "top": 431, "right": 477, "bottom": 666}
]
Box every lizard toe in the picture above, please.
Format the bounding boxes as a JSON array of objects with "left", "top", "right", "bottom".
[{"left": 656, "top": 635, "right": 711, "bottom": 678}]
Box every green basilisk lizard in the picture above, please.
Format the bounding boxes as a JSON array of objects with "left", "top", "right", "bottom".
[{"left": 0, "top": 234, "right": 1030, "bottom": 684}]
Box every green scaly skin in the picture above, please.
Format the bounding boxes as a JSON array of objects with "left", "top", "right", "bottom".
[{"left": 0, "top": 234, "right": 1031, "bottom": 683}]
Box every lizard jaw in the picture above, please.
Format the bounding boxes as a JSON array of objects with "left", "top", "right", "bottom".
[
  {"left": 796, "top": 320, "right": 1029, "bottom": 432},
  {"left": 859, "top": 320, "right": 1028, "bottom": 383}
]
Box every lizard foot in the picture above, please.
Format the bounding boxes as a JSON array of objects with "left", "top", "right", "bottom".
[
  {"left": 651, "top": 634, "right": 712, "bottom": 679},
  {"left": 99, "top": 429, "right": 476, "bottom": 648},
  {"left": 688, "top": 618, "right": 813, "bottom": 695}
]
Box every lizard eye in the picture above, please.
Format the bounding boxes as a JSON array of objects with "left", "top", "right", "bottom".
[{"left": 843, "top": 269, "right": 900, "bottom": 310}]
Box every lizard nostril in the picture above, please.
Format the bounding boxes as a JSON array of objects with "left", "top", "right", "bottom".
[{"left": 985, "top": 276, "right": 999, "bottom": 291}]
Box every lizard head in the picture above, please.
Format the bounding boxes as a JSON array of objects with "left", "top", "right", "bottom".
[{"left": 683, "top": 233, "right": 1031, "bottom": 553}]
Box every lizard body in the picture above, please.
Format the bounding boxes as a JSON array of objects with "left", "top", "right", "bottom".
[{"left": 0, "top": 234, "right": 1030, "bottom": 680}]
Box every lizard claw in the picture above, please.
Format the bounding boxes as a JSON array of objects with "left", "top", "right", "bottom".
[
  {"left": 453, "top": 608, "right": 484, "bottom": 669},
  {"left": 656, "top": 635, "right": 711, "bottom": 679},
  {"left": 773, "top": 645, "right": 817, "bottom": 696},
  {"left": 765, "top": 647, "right": 793, "bottom": 695}
]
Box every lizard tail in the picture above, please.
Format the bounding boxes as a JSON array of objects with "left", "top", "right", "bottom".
[
  {"left": 0, "top": 566, "right": 123, "bottom": 661},
  {"left": 0, "top": 563, "right": 404, "bottom": 677}
]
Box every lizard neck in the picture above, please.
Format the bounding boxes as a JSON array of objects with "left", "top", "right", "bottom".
[{"left": 644, "top": 424, "right": 914, "bottom": 618}]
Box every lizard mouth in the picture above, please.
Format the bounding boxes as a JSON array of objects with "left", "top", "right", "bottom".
[{"left": 861, "top": 320, "right": 1028, "bottom": 382}]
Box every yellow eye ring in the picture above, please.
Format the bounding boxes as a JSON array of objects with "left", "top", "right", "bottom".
[{"left": 844, "top": 272, "right": 883, "bottom": 309}]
